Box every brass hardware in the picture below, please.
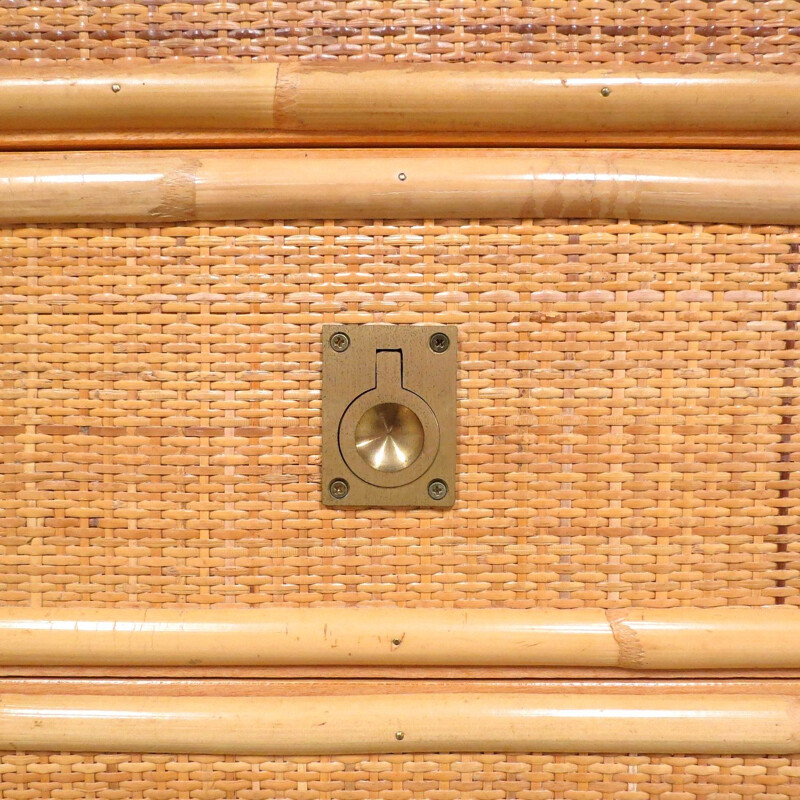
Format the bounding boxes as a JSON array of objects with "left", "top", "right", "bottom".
[
  {"left": 427, "top": 479, "right": 448, "bottom": 501},
  {"left": 429, "top": 331, "right": 450, "bottom": 353},
  {"left": 322, "top": 324, "right": 456, "bottom": 508},
  {"left": 354, "top": 401, "right": 424, "bottom": 473},
  {"left": 329, "top": 331, "right": 350, "bottom": 352},
  {"left": 328, "top": 479, "right": 349, "bottom": 499}
]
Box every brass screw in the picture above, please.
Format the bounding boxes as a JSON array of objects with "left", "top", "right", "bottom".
[
  {"left": 395, "top": 731, "right": 405, "bottom": 741},
  {"left": 329, "top": 479, "right": 349, "bottom": 499},
  {"left": 600, "top": 86, "right": 611, "bottom": 97},
  {"left": 429, "top": 332, "right": 450, "bottom": 353},
  {"left": 428, "top": 479, "right": 448, "bottom": 501},
  {"left": 330, "top": 332, "right": 350, "bottom": 352},
  {"left": 111, "top": 83, "right": 121, "bottom": 93},
  {"left": 391, "top": 637, "right": 402, "bottom": 646},
  {"left": 398, "top": 172, "right": 407, "bottom": 181}
]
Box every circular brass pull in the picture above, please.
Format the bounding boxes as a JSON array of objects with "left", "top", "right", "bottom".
[
  {"left": 338, "top": 350, "right": 440, "bottom": 489},
  {"left": 354, "top": 402, "right": 424, "bottom": 473}
]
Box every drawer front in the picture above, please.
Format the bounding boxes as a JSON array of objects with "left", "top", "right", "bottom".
[
  {"left": 2, "top": 4, "right": 800, "bottom": 799},
  {"left": 1, "top": 218, "right": 798, "bottom": 610}
]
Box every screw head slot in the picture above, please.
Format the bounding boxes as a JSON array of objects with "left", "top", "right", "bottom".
[
  {"left": 330, "top": 332, "right": 350, "bottom": 352},
  {"left": 329, "top": 478, "right": 349, "bottom": 499},
  {"left": 429, "top": 332, "right": 450, "bottom": 353},
  {"left": 427, "top": 479, "right": 448, "bottom": 500}
]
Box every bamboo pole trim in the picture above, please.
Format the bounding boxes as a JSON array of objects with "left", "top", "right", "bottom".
[
  {"left": 3, "top": 64, "right": 800, "bottom": 145},
  {"left": 607, "top": 608, "right": 646, "bottom": 670},
  {"left": 0, "top": 149, "right": 799, "bottom": 225},
  {"left": 0, "top": 63, "right": 278, "bottom": 133},
  {"left": 2, "top": 692, "right": 799, "bottom": 755},
  {"left": 273, "top": 64, "right": 800, "bottom": 135},
  {"left": 1, "top": 607, "right": 798, "bottom": 669}
]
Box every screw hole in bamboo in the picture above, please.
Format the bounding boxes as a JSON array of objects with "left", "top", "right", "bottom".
[
  {"left": 2, "top": 692, "right": 799, "bottom": 755},
  {"left": 3, "top": 149, "right": 800, "bottom": 225},
  {"left": 5, "top": 63, "right": 800, "bottom": 148},
  {"left": 2, "top": 607, "right": 799, "bottom": 670}
]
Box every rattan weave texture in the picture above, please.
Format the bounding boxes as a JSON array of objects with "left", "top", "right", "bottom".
[
  {"left": 2, "top": 4, "right": 800, "bottom": 796},
  {"left": 2, "top": 752, "right": 799, "bottom": 800},
  {"left": 1, "top": 0, "right": 800, "bottom": 65},
  {"left": 1, "top": 220, "right": 798, "bottom": 609}
]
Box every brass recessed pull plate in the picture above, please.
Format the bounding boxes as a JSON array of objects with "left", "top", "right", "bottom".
[{"left": 322, "top": 324, "right": 457, "bottom": 508}]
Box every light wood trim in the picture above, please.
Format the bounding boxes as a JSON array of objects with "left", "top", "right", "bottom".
[
  {"left": 1, "top": 691, "right": 798, "bottom": 755},
  {"left": 4, "top": 678, "right": 800, "bottom": 696},
  {"left": 3, "top": 64, "right": 800, "bottom": 147},
  {"left": 0, "top": 148, "right": 797, "bottom": 225},
  {"left": 7, "top": 666, "right": 800, "bottom": 680},
  {"left": 273, "top": 64, "right": 800, "bottom": 136},
  {"left": 2, "top": 607, "right": 799, "bottom": 670},
  {"left": 0, "top": 63, "right": 276, "bottom": 133},
  {"left": 5, "top": 131, "right": 800, "bottom": 150}
]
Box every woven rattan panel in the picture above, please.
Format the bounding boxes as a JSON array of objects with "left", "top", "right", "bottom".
[
  {"left": 1, "top": 0, "right": 800, "bottom": 64},
  {"left": 1, "top": 220, "right": 798, "bottom": 608},
  {"left": 2, "top": 5, "right": 800, "bottom": 797},
  {"left": 2, "top": 752, "right": 799, "bottom": 799}
]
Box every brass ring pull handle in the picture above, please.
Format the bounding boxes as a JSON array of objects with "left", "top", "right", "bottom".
[
  {"left": 338, "top": 350, "right": 440, "bottom": 489},
  {"left": 323, "top": 324, "right": 455, "bottom": 507}
]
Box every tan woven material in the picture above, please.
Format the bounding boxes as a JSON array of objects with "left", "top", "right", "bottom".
[
  {"left": 1, "top": 220, "right": 798, "bottom": 609},
  {"left": 1, "top": 0, "right": 799, "bottom": 65},
  {"left": 1, "top": 752, "right": 799, "bottom": 799},
  {"left": 3, "top": 4, "right": 800, "bottom": 797}
]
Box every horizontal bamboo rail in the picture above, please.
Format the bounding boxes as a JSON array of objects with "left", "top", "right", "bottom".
[
  {"left": 2, "top": 64, "right": 800, "bottom": 148},
  {"left": 1, "top": 692, "right": 798, "bottom": 754},
  {"left": 2, "top": 607, "right": 799, "bottom": 669},
  {"left": 0, "top": 149, "right": 797, "bottom": 225}
]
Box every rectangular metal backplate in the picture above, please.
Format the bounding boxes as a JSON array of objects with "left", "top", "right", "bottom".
[{"left": 322, "top": 324, "right": 457, "bottom": 508}]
